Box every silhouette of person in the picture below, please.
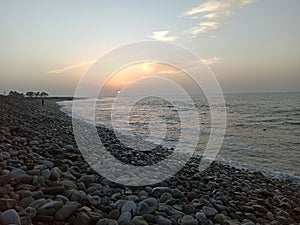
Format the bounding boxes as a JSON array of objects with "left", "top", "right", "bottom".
[{"left": 42, "top": 98, "right": 45, "bottom": 107}]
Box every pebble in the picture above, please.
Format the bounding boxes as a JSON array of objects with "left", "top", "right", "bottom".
[
  {"left": 38, "top": 201, "right": 63, "bottom": 216},
  {"left": 79, "top": 175, "right": 96, "bottom": 185},
  {"left": 132, "top": 216, "right": 149, "bottom": 225},
  {"left": 180, "top": 215, "right": 198, "bottom": 225},
  {"left": 19, "top": 196, "right": 35, "bottom": 208},
  {"left": 160, "top": 192, "right": 173, "bottom": 203},
  {"left": 29, "top": 140, "right": 39, "bottom": 146},
  {"left": 23, "top": 207, "right": 37, "bottom": 219},
  {"left": 252, "top": 204, "right": 268, "bottom": 213},
  {"left": 0, "top": 209, "right": 21, "bottom": 225},
  {"left": 60, "top": 180, "right": 77, "bottom": 189},
  {"left": 41, "top": 160, "right": 54, "bottom": 168},
  {"left": 151, "top": 187, "right": 171, "bottom": 198},
  {"left": 88, "top": 195, "right": 101, "bottom": 206},
  {"left": 0, "top": 152, "right": 10, "bottom": 159},
  {"left": 56, "top": 194, "right": 69, "bottom": 203},
  {"left": 0, "top": 198, "right": 17, "bottom": 210},
  {"left": 55, "top": 201, "right": 79, "bottom": 221},
  {"left": 20, "top": 215, "right": 32, "bottom": 225},
  {"left": 10, "top": 168, "right": 26, "bottom": 179},
  {"left": 42, "top": 186, "right": 65, "bottom": 195},
  {"left": 241, "top": 221, "right": 255, "bottom": 225},
  {"left": 136, "top": 198, "right": 158, "bottom": 215},
  {"left": 51, "top": 167, "right": 62, "bottom": 179},
  {"left": 195, "top": 212, "right": 208, "bottom": 225},
  {"left": 118, "top": 212, "right": 132, "bottom": 225},
  {"left": 121, "top": 200, "right": 138, "bottom": 215},
  {"left": 257, "top": 189, "right": 274, "bottom": 197},
  {"left": 74, "top": 212, "right": 91, "bottom": 225},
  {"left": 214, "top": 213, "right": 228, "bottom": 224},
  {"left": 96, "top": 218, "right": 118, "bottom": 225},
  {"left": 107, "top": 209, "right": 120, "bottom": 220},
  {"left": 244, "top": 212, "right": 256, "bottom": 221},
  {"left": 29, "top": 198, "right": 47, "bottom": 210},
  {"left": 186, "top": 191, "right": 198, "bottom": 201},
  {"left": 156, "top": 215, "right": 172, "bottom": 225},
  {"left": 203, "top": 206, "right": 218, "bottom": 217},
  {"left": 64, "top": 145, "right": 75, "bottom": 151},
  {"left": 0, "top": 175, "right": 10, "bottom": 185}
]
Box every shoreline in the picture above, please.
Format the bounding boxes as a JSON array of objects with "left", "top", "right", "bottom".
[
  {"left": 57, "top": 98, "right": 300, "bottom": 186},
  {"left": 0, "top": 96, "right": 299, "bottom": 224}
]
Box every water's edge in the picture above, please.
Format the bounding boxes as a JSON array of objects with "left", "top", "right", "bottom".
[{"left": 57, "top": 99, "right": 300, "bottom": 185}]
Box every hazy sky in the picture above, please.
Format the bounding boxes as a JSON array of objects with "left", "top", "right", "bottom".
[{"left": 0, "top": 0, "right": 299, "bottom": 96}]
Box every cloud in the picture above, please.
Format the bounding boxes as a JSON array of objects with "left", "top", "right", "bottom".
[
  {"left": 191, "top": 21, "right": 219, "bottom": 35},
  {"left": 183, "top": 0, "right": 254, "bottom": 35},
  {"left": 48, "top": 59, "right": 96, "bottom": 74},
  {"left": 149, "top": 31, "right": 178, "bottom": 41},
  {"left": 151, "top": 57, "right": 221, "bottom": 75},
  {"left": 183, "top": 1, "right": 230, "bottom": 18},
  {"left": 202, "top": 56, "right": 221, "bottom": 65}
]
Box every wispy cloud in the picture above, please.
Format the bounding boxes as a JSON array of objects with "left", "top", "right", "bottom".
[
  {"left": 183, "top": 0, "right": 254, "bottom": 35},
  {"left": 202, "top": 56, "right": 221, "bottom": 65},
  {"left": 152, "top": 57, "right": 221, "bottom": 75},
  {"left": 191, "top": 21, "right": 219, "bottom": 35},
  {"left": 48, "top": 59, "right": 96, "bottom": 74},
  {"left": 149, "top": 30, "right": 178, "bottom": 42}
]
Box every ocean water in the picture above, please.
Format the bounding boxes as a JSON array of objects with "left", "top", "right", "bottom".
[{"left": 59, "top": 92, "right": 300, "bottom": 182}]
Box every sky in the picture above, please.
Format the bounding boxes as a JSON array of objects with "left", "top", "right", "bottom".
[{"left": 0, "top": 0, "right": 299, "bottom": 96}]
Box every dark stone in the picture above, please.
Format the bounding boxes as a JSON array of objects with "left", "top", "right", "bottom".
[
  {"left": 74, "top": 212, "right": 91, "bottom": 225},
  {"left": 203, "top": 206, "right": 217, "bottom": 217},
  {"left": 136, "top": 198, "right": 158, "bottom": 215},
  {"left": 0, "top": 209, "right": 21, "bottom": 225},
  {"left": 55, "top": 202, "right": 79, "bottom": 221},
  {"left": 42, "top": 186, "right": 65, "bottom": 195},
  {"left": 0, "top": 198, "right": 17, "bottom": 210}
]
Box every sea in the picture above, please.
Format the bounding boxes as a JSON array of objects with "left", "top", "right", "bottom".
[{"left": 58, "top": 92, "right": 300, "bottom": 184}]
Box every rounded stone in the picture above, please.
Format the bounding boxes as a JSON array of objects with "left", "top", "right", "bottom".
[
  {"left": 74, "top": 212, "right": 91, "bottom": 225},
  {"left": 10, "top": 168, "right": 26, "bottom": 179},
  {"left": 79, "top": 175, "right": 96, "bottom": 185},
  {"left": 38, "top": 201, "right": 63, "bottom": 216},
  {"left": 107, "top": 209, "right": 120, "bottom": 220},
  {"left": 88, "top": 195, "right": 101, "bottom": 206},
  {"left": 132, "top": 216, "right": 148, "bottom": 225},
  {"left": 122, "top": 200, "right": 138, "bottom": 215},
  {"left": 96, "top": 218, "right": 119, "bottom": 225},
  {"left": 195, "top": 212, "right": 208, "bottom": 225},
  {"left": 41, "top": 169, "right": 51, "bottom": 180},
  {"left": 55, "top": 202, "right": 79, "bottom": 221},
  {"left": 0, "top": 209, "right": 21, "bottom": 225},
  {"left": 136, "top": 198, "right": 158, "bottom": 216},
  {"left": 0, "top": 152, "right": 10, "bottom": 160},
  {"left": 180, "top": 215, "right": 198, "bottom": 225},
  {"left": 156, "top": 215, "right": 172, "bottom": 225},
  {"left": 118, "top": 212, "right": 132, "bottom": 225},
  {"left": 0, "top": 198, "right": 17, "bottom": 211},
  {"left": 203, "top": 206, "right": 218, "bottom": 217},
  {"left": 19, "top": 196, "right": 35, "bottom": 208},
  {"left": 23, "top": 207, "right": 37, "bottom": 219},
  {"left": 214, "top": 214, "right": 228, "bottom": 224},
  {"left": 160, "top": 192, "right": 173, "bottom": 203}
]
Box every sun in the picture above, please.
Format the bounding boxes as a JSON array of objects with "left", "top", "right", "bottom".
[
  {"left": 117, "top": 90, "right": 121, "bottom": 94},
  {"left": 141, "top": 62, "right": 153, "bottom": 73}
]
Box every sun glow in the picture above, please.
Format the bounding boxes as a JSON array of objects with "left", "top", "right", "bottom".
[
  {"left": 140, "top": 62, "right": 154, "bottom": 73},
  {"left": 101, "top": 61, "right": 192, "bottom": 96}
]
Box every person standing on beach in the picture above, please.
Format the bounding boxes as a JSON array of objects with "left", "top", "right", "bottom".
[{"left": 42, "top": 98, "right": 45, "bottom": 107}]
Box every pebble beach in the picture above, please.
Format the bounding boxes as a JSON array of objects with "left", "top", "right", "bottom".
[{"left": 0, "top": 96, "right": 299, "bottom": 225}]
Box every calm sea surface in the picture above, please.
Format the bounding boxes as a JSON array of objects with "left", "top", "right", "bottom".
[{"left": 59, "top": 92, "right": 300, "bottom": 182}]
